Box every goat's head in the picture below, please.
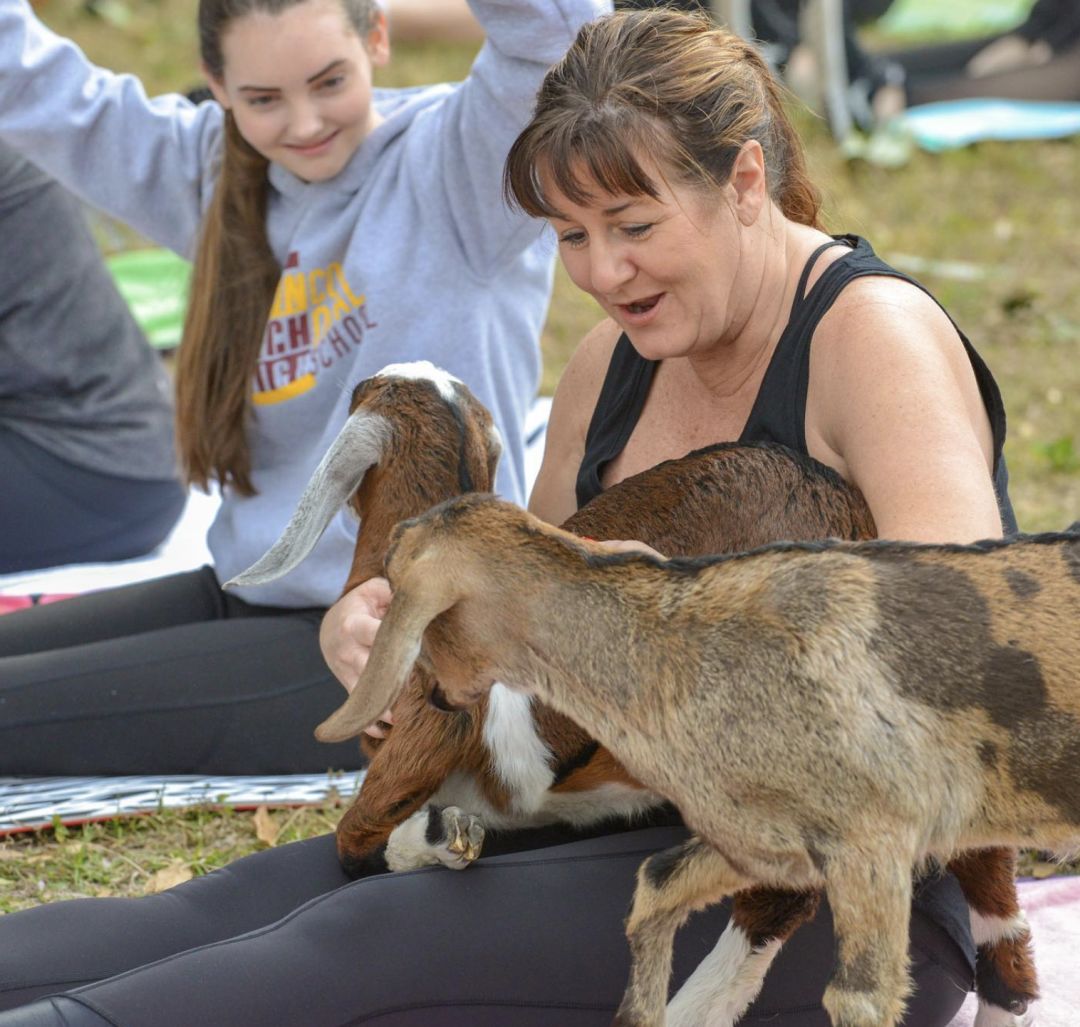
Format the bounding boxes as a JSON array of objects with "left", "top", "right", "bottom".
[
  {"left": 226, "top": 362, "right": 502, "bottom": 589},
  {"left": 314, "top": 494, "right": 597, "bottom": 742}
]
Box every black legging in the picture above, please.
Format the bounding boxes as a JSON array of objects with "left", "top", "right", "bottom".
[
  {"left": 0, "top": 826, "right": 972, "bottom": 1025},
  {"left": 0, "top": 428, "right": 186, "bottom": 574},
  {"left": 0, "top": 567, "right": 362, "bottom": 775}
]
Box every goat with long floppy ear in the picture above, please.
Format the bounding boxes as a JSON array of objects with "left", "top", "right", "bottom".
[
  {"left": 315, "top": 550, "right": 462, "bottom": 743},
  {"left": 227, "top": 360, "right": 502, "bottom": 594}
]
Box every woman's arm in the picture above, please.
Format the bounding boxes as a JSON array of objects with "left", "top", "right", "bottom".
[
  {"left": 0, "top": 0, "right": 219, "bottom": 255},
  {"left": 528, "top": 317, "right": 619, "bottom": 523},
  {"left": 807, "top": 277, "right": 1005, "bottom": 544}
]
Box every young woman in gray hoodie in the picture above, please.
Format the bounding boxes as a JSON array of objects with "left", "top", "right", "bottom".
[{"left": 0, "top": 0, "right": 605, "bottom": 775}]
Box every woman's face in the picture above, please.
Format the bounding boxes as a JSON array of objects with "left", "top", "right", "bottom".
[
  {"left": 207, "top": 0, "right": 390, "bottom": 182},
  {"left": 542, "top": 158, "right": 747, "bottom": 362}
]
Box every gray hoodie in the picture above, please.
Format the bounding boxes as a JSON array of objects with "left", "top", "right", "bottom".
[{"left": 0, "top": 0, "right": 609, "bottom": 606}]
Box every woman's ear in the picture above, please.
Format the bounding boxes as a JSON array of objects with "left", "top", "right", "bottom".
[
  {"left": 366, "top": 10, "right": 392, "bottom": 67},
  {"left": 729, "top": 139, "right": 767, "bottom": 226},
  {"left": 201, "top": 64, "right": 231, "bottom": 110}
]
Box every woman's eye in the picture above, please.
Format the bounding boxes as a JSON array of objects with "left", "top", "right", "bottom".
[
  {"left": 246, "top": 94, "right": 277, "bottom": 108},
  {"left": 319, "top": 75, "right": 345, "bottom": 91},
  {"left": 559, "top": 232, "right": 587, "bottom": 249},
  {"left": 624, "top": 223, "right": 653, "bottom": 239}
]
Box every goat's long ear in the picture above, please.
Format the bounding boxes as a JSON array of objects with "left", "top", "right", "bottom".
[
  {"left": 314, "top": 568, "right": 459, "bottom": 743},
  {"left": 225, "top": 412, "right": 392, "bottom": 588}
]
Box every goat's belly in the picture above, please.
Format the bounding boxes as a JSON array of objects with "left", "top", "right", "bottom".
[
  {"left": 430, "top": 772, "right": 665, "bottom": 831},
  {"left": 537, "top": 782, "right": 666, "bottom": 828}
]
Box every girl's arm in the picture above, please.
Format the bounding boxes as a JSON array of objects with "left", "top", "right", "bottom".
[
  {"left": 404, "top": 0, "right": 610, "bottom": 280},
  {"left": 0, "top": 0, "right": 221, "bottom": 256}
]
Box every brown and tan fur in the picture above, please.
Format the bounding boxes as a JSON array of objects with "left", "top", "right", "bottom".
[
  {"left": 233, "top": 366, "right": 1038, "bottom": 1025},
  {"left": 314, "top": 496, "right": 1080, "bottom": 1027}
]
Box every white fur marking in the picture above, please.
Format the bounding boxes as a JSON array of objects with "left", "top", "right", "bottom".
[
  {"left": 376, "top": 361, "right": 460, "bottom": 403},
  {"left": 667, "top": 927, "right": 781, "bottom": 1027},
  {"left": 969, "top": 909, "right": 1030, "bottom": 947},
  {"left": 973, "top": 1001, "right": 1027, "bottom": 1027},
  {"left": 385, "top": 809, "right": 438, "bottom": 872},
  {"left": 483, "top": 684, "right": 554, "bottom": 815}
]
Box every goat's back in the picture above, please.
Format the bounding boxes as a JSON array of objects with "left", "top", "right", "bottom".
[{"left": 564, "top": 442, "right": 876, "bottom": 555}]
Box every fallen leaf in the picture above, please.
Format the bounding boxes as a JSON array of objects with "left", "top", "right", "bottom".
[
  {"left": 1029, "top": 861, "right": 1059, "bottom": 880},
  {"left": 148, "top": 860, "right": 193, "bottom": 893},
  {"left": 253, "top": 806, "right": 279, "bottom": 847}
]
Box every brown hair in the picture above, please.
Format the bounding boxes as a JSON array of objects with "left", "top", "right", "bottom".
[
  {"left": 177, "top": 0, "right": 378, "bottom": 495},
  {"left": 504, "top": 9, "right": 820, "bottom": 230}
]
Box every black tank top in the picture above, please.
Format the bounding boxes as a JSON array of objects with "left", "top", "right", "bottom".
[{"left": 576, "top": 234, "right": 1017, "bottom": 534}]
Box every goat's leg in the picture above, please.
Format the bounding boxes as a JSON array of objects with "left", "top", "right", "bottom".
[
  {"left": 947, "top": 847, "right": 1038, "bottom": 1026},
  {"left": 666, "top": 886, "right": 821, "bottom": 1027},
  {"left": 821, "top": 847, "right": 914, "bottom": 1027},
  {"left": 614, "top": 836, "right": 751, "bottom": 1027},
  {"left": 334, "top": 692, "right": 481, "bottom": 877}
]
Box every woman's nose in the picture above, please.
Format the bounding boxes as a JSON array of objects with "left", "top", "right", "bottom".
[{"left": 588, "top": 242, "right": 634, "bottom": 294}]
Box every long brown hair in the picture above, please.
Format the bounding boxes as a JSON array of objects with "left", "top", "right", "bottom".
[
  {"left": 504, "top": 9, "right": 821, "bottom": 230},
  {"left": 177, "top": 0, "right": 378, "bottom": 495}
]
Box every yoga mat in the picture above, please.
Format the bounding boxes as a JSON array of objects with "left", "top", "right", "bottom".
[{"left": 900, "top": 98, "right": 1080, "bottom": 151}]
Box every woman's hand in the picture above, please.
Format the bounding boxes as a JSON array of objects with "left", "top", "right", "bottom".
[{"left": 319, "top": 576, "right": 396, "bottom": 739}]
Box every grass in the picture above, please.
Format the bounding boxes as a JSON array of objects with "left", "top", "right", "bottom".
[{"left": 2, "top": 0, "right": 1077, "bottom": 909}]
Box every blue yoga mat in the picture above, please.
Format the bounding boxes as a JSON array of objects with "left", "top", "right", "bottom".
[{"left": 899, "top": 98, "right": 1080, "bottom": 151}]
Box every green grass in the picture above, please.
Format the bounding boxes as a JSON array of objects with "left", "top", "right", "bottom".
[{"left": 2, "top": 0, "right": 1076, "bottom": 908}]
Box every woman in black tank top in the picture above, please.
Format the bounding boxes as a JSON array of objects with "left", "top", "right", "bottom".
[{"left": 500, "top": 8, "right": 1025, "bottom": 1027}]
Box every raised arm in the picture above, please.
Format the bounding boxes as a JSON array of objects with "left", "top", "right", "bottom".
[
  {"left": 0, "top": 0, "right": 220, "bottom": 255},
  {"left": 402, "top": 0, "right": 609, "bottom": 279}
]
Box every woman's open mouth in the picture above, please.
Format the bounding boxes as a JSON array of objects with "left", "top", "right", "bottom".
[{"left": 617, "top": 293, "right": 663, "bottom": 325}]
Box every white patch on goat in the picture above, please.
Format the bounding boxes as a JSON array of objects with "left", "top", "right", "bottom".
[
  {"left": 973, "top": 1001, "right": 1028, "bottom": 1027},
  {"left": 376, "top": 361, "right": 460, "bottom": 403},
  {"left": 666, "top": 927, "right": 781, "bottom": 1027},
  {"left": 969, "top": 909, "right": 1030, "bottom": 947},
  {"left": 384, "top": 809, "right": 439, "bottom": 872},
  {"left": 483, "top": 684, "right": 555, "bottom": 816}
]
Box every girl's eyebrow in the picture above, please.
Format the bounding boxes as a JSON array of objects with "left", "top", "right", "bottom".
[{"left": 237, "top": 60, "right": 347, "bottom": 93}]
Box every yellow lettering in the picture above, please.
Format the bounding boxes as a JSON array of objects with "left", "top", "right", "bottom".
[
  {"left": 311, "top": 303, "right": 333, "bottom": 341},
  {"left": 332, "top": 263, "right": 366, "bottom": 307},
  {"left": 309, "top": 268, "right": 328, "bottom": 308}
]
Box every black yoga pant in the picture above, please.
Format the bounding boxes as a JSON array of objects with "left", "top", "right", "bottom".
[
  {"left": 0, "top": 428, "right": 186, "bottom": 574},
  {"left": 0, "top": 567, "right": 362, "bottom": 774},
  {"left": 0, "top": 826, "right": 972, "bottom": 1026}
]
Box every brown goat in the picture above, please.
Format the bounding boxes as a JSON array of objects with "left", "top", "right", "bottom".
[
  {"left": 317, "top": 495, "right": 1080, "bottom": 1027},
  {"left": 231, "top": 362, "right": 1038, "bottom": 1024}
]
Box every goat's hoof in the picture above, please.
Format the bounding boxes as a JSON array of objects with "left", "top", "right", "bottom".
[{"left": 433, "top": 806, "right": 485, "bottom": 869}]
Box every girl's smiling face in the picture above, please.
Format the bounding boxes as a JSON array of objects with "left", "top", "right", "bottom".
[
  {"left": 207, "top": 0, "right": 389, "bottom": 182},
  {"left": 543, "top": 155, "right": 750, "bottom": 362}
]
